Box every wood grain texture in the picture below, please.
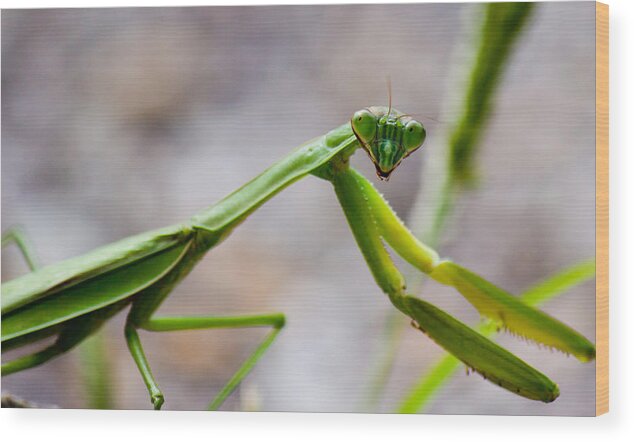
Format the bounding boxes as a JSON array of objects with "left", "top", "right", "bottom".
[{"left": 595, "top": 1, "right": 609, "bottom": 417}]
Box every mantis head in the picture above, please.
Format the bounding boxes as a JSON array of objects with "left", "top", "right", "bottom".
[{"left": 351, "top": 106, "right": 426, "bottom": 180}]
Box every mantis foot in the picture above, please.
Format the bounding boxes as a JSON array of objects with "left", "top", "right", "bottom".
[{"left": 152, "top": 392, "right": 165, "bottom": 410}]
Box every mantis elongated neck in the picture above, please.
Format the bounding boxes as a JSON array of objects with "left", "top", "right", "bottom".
[{"left": 189, "top": 122, "right": 359, "bottom": 241}]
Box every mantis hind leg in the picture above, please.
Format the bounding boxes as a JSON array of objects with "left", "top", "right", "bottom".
[
  {"left": 1, "top": 331, "right": 86, "bottom": 376},
  {"left": 1, "top": 303, "right": 122, "bottom": 376},
  {"left": 2, "top": 226, "right": 41, "bottom": 271},
  {"left": 124, "top": 308, "right": 285, "bottom": 410}
]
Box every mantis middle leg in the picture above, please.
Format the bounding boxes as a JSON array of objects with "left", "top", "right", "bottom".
[{"left": 124, "top": 280, "right": 285, "bottom": 410}]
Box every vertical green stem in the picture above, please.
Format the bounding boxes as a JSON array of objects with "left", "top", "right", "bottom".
[{"left": 79, "top": 331, "right": 113, "bottom": 409}]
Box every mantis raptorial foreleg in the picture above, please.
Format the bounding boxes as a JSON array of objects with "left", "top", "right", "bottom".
[
  {"left": 338, "top": 167, "right": 595, "bottom": 363},
  {"left": 328, "top": 166, "right": 561, "bottom": 402}
]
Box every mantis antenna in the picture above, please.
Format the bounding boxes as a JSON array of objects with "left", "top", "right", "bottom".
[{"left": 386, "top": 76, "right": 392, "bottom": 117}]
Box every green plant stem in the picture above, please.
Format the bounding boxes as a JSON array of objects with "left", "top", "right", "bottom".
[
  {"left": 79, "top": 331, "right": 113, "bottom": 409},
  {"left": 449, "top": 2, "right": 535, "bottom": 185},
  {"left": 362, "top": 310, "right": 407, "bottom": 411}
]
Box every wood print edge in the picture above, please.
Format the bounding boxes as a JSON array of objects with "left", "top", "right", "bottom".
[{"left": 595, "top": 0, "right": 609, "bottom": 417}]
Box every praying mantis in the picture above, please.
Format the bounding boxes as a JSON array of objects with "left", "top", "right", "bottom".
[{"left": 1, "top": 106, "right": 595, "bottom": 410}]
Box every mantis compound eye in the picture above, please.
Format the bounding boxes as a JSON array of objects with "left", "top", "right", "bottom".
[
  {"left": 402, "top": 120, "right": 426, "bottom": 153},
  {"left": 352, "top": 106, "right": 427, "bottom": 180},
  {"left": 351, "top": 109, "right": 378, "bottom": 144}
]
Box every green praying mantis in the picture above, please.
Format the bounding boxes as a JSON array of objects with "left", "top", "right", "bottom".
[{"left": 1, "top": 106, "right": 595, "bottom": 410}]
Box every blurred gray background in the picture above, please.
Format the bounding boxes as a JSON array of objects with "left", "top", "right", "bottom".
[{"left": 2, "top": 2, "right": 596, "bottom": 415}]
